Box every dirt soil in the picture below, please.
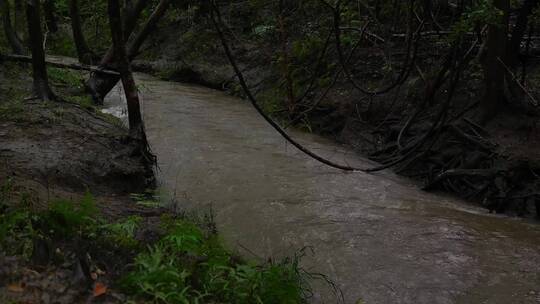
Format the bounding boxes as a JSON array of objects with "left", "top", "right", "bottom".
[{"left": 0, "top": 100, "right": 154, "bottom": 195}]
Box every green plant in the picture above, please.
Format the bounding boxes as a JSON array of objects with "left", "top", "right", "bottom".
[
  {"left": 449, "top": 0, "right": 504, "bottom": 42},
  {"left": 0, "top": 180, "right": 35, "bottom": 258},
  {"left": 66, "top": 95, "right": 94, "bottom": 109},
  {"left": 0, "top": 206, "right": 33, "bottom": 257},
  {"left": 46, "top": 32, "right": 77, "bottom": 57},
  {"left": 121, "top": 245, "right": 196, "bottom": 303},
  {"left": 102, "top": 216, "right": 142, "bottom": 248},
  {"left": 42, "top": 192, "right": 99, "bottom": 238},
  {"left": 121, "top": 217, "right": 308, "bottom": 304},
  {"left": 131, "top": 191, "right": 162, "bottom": 208},
  {"left": 47, "top": 67, "right": 83, "bottom": 88}
]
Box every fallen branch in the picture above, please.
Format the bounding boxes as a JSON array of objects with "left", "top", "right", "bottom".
[{"left": 0, "top": 53, "right": 120, "bottom": 75}]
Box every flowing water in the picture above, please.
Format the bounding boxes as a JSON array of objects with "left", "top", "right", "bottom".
[{"left": 105, "top": 73, "right": 540, "bottom": 304}]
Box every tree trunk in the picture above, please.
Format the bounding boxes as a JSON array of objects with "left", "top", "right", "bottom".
[
  {"left": 1, "top": 0, "right": 25, "bottom": 54},
  {"left": 43, "top": 0, "right": 58, "bottom": 33},
  {"left": 69, "top": 0, "right": 94, "bottom": 64},
  {"left": 107, "top": 0, "right": 143, "bottom": 137},
  {"left": 508, "top": 0, "right": 539, "bottom": 67},
  {"left": 127, "top": 0, "right": 170, "bottom": 60},
  {"left": 122, "top": 0, "right": 134, "bottom": 33},
  {"left": 14, "top": 0, "right": 25, "bottom": 40},
  {"left": 85, "top": 0, "right": 150, "bottom": 104},
  {"left": 86, "top": 0, "right": 169, "bottom": 104},
  {"left": 26, "top": 0, "right": 54, "bottom": 101},
  {"left": 479, "top": 0, "right": 509, "bottom": 123}
]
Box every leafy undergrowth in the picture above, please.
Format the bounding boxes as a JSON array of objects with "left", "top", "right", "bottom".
[
  {"left": 0, "top": 182, "right": 310, "bottom": 304},
  {"left": 121, "top": 216, "right": 307, "bottom": 303}
]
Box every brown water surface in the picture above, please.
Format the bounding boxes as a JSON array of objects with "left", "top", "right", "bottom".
[{"left": 105, "top": 73, "right": 540, "bottom": 304}]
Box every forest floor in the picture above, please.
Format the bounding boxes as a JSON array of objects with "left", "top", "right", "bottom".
[{"left": 0, "top": 61, "right": 308, "bottom": 303}]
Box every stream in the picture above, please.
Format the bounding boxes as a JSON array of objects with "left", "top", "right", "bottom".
[{"left": 105, "top": 73, "right": 540, "bottom": 304}]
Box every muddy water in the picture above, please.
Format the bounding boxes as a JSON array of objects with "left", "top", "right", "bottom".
[{"left": 105, "top": 73, "right": 540, "bottom": 304}]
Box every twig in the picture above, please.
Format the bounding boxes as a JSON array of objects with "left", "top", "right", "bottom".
[{"left": 497, "top": 57, "right": 539, "bottom": 107}]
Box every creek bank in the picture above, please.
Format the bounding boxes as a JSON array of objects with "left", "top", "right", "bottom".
[
  {"left": 0, "top": 60, "right": 158, "bottom": 303},
  {"left": 0, "top": 62, "right": 154, "bottom": 196},
  {"left": 0, "top": 61, "right": 310, "bottom": 304}
]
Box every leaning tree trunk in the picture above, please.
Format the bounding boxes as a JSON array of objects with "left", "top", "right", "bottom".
[
  {"left": 86, "top": 0, "right": 169, "bottom": 104},
  {"left": 26, "top": 0, "right": 54, "bottom": 101},
  {"left": 127, "top": 0, "right": 170, "bottom": 60},
  {"left": 69, "top": 0, "right": 93, "bottom": 64},
  {"left": 479, "top": 0, "right": 509, "bottom": 123},
  {"left": 85, "top": 0, "right": 150, "bottom": 104},
  {"left": 1, "top": 0, "right": 25, "bottom": 54},
  {"left": 107, "top": 0, "right": 145, "bottom": 141},
  {"left": 43, "top": 0, "right": 58, "bottom": 33}
]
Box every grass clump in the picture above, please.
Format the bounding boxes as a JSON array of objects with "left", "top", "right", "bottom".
[
  {"left": 46, "top": 67, "right": 95, "bottom": 109},
  {"left": 47, "top": 67, "right": 83, "bottom": 89},
  {"left": 102, "top": 215, "right": 142, "bottom": 248},
  {"left": 42, "top": 193, "right": 99, "bottom": 238},
  {"left": 0, "top": 63, "right": 28, "bottom": 121}
]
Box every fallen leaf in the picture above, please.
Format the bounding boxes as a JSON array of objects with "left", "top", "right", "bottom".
[
  {"left": 93, "top": 282, "right": 107, "bottom": 297},
  {"left": 7, "top": 282, "right": 25, "bottom": 293}
]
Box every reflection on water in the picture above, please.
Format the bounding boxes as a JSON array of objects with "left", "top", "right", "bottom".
[{"left": 105, "top": 73, "right": 540, "bottom": 304}]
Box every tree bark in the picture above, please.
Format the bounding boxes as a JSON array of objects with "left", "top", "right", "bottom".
[
  {"left": 479, "top": 0, "right": 509, "bottom": 123},
  {"left": 43, "top": 0, "right": 58, "bottom": 33},
  {"left": 508, "top": 0, "right": 539, "bottom": 67},
  {"left": 1, "top": 0, "right": 25, "bottom": 54},
  {"left": 26, "top": 0, "right": 54, "bottom": 101},
  {"left": 98, "top": 0, "right": 150, "bottom": 67},
  {"left": 86, "top": 0, "right": 169, "bottom": 104},
  {"left": 85, "top": 0, "right": 150, "bottom": 104},
  {"left": 127, "top": 0, "right": 170, "bottom": 60},
  {"left": 107, "top": 0, "right": 143, "bottom": 137},
  {"left": 69, "top": 0, "right": 94, "bottom": 64}
]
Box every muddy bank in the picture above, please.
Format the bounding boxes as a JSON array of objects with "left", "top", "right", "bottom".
[
  {"left": 0, "top": 101, "right": 153, "bottom": 194},
  {"left": 0, "top": 64, "right": 154, "bottom": 197}
]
